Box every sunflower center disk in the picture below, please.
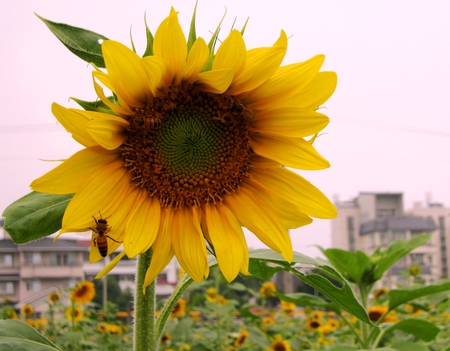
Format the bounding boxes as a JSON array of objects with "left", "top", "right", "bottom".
[{"left": 122, "top": 87, "right": 252, "bottom": 209}]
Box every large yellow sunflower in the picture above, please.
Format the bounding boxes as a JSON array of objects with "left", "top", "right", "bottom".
[{"left": 31, "top": 7, "right": 337, "bottom": 289}]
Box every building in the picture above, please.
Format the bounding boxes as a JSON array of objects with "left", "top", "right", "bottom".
[
  {"left": 0, "top": 219, "right": 180, "bottom": 314},
  {"left": 331, "top": 192, "right": 450, "bottom": 288}
]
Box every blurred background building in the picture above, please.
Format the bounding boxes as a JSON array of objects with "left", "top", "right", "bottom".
[{"left": 331, "top": 192, "right": 450, "bottom": 288}]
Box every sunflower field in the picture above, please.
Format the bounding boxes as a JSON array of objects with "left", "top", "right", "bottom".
[{"left": 2, "top": 234, "right": 450, "bottom": 351}]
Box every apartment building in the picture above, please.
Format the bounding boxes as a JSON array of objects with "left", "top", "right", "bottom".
[
  {"left": 0, "top": 220, "right": 180, "bottom": 314},
  {"left": 331, "top": 192, "right": 449, "bottom": 288}
]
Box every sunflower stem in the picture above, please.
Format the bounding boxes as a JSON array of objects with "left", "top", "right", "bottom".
[{"left": 134, "top": 249, "right": 156, "bottom": 351}]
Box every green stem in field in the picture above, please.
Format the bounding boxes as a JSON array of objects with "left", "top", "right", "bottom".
[
  {"left": 338, "top": 312, "right": 365, "bottom": 347},
  {"left": 359, "top": 285, "right": 371, "bottom": 349},
  {"left": 133, "top": 249, "right": 156, "bottom": 351}
]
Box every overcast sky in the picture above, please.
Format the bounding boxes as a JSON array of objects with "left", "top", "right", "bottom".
[{"left": 1, "top": 0, "right": 449, "bottom": 257}]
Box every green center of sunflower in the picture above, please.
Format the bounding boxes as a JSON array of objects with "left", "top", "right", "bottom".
[{"left": 122, "top": 86, "right": 252, "bottom": 209}]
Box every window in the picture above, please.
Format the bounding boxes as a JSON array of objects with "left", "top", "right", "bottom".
[
  {"left": 392, "top": 231, "right": 406, "bottom": 240},
  {"left": 0, "top": 254, "right": 13, "bottom": 267},
  {"left": 410, "top": 253, "right": 425, "bottom": 266},
  {"left": 26, "top": 280, "right": 41, "bottom": 292},
  {"left": 376, "top": 209, "right": 396, "bottom": 219},
  {"left": 347, "top": 216, "right": 355, "bottom": 251},
  {"left": 380, "top": 231, "right": 390, "bottom": 246},
  {"left": 49, "top": 253, "right": 76, "bottom": 266},
  {"left": 25, "top": 253, "right": 41, "bottom": 265},
  {"left": 63, "top": 279, "right": 78, "bottom": 289},
  {"left": 0, "top": 282, "right": 14, "bottom": 294}
]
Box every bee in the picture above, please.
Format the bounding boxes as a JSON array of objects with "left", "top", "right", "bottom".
[
  {"left": 144, "top": 116, "right": 161, "bottom": 131},
  {"left": 89, "top": 212, "right": 122, "bottom": 257}
]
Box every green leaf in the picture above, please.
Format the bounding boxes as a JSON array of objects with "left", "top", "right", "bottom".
[
  {"left": 291, "top": 265, "right": 373, "bottom": 325},
  {"left": 383, "top": 318, "right": 440, "bottom": 342},
  {"left": 390, "top": 341, "right": 429, "bottom": 351},
  {"left": 389, "top": 281, "right": 450, "bottom": 310},
  {"left": 71, "top": 96, "right": 116, "bottom": 115},
  {"left": 274, "top": 291, "right": 341, "bottom": 313},
  {"left": 248, "top": 249, "right": 373, "bottom": 325},
  {"left": 2, "top": 191, "right": 73, "bottom": 244},
  {"left": 320, "top": 248, "right": 372, "bottom": 284},
  {"left": 248, "top": 258, "right": 284, "bottom": 280},
  {"left": 36, "top": 14, "right": 108, "bottom": 67},
  {"left": 373, "top": 234, "right": 432, "bottom": 280},
  {"left": 0, "top": 320, "right": 61, "bottom": 350},
  {"left": 186, "top": 1, "right": 198, "bottom": 54},
  {"left": 142, "top": 13, "right": 154, "bottom": 57}
]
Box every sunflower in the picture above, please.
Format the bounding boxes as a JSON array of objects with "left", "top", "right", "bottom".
[
  {"left": 97, "top": 322, "right": 108, "bottom": 333},
  {"left": 260, "top": 282, "right": 277, "bottom": 298},
  {"left": 161, "top": 333, "right": 172, "bottom": 345},
  {"left": 306, "top": 318, "right": 322, "bottom": 331},
  {"left": 170, "top": 298, "right": 186, "bottom": 318},
  {"left": 65, "top": 306, "right": 83, "bottom": 322},
  {"left": 70, "top": 281, "right": 96, "bottom": 304},
  {"left": 367, "top": 306, "right": 388, "bottom": 322},
  {"left": 206, "top": 287, "right": 218, "bottom": 302},
  {"left": 280, "top": 301, "right": 295, "bottom": 313},
  {"left": 410, "top": 264, "right": 421, "bottom": 277},
  {"left": 31, "top": 6, "right": 337, "bottom": 289},
  {"left": 268, "top": 335, "right": 292, "bottom": 351},
  {"left": 21, "top": 304, "right": 34, "bottom": 317},
  {"left": 373, "top": 287, "right": 389, "bottom": 301},
  {"left": 48, "top": 292, "right": 60, "bottom": 303},
  {"left": 106, "top": 324, "right": 122, "bottom": 336},
  {"left": 234, "top": 330, "right": 249, "bottom": 347}
]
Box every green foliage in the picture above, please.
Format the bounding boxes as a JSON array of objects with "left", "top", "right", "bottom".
[
  {"left": 2, "top": 191, "right": 73, "bottom": 244},
  {"left": 0, "top": 320, "right": 61, "bottom": 351},
  {"left": 388, "top": 281, "right": 450, "bottom": 310},
  {"left": 36, "top": 14, "right": 108, "bottom": 67},
  {"left": 383, "top": 319, "right": 440, "bottom": 342}
]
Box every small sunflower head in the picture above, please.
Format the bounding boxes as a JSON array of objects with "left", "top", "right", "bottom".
[
  {"left": 234, "top": 330, "right": 249, "bottom": 347},
  {"left": 206, "top": 287, "right": 218, "bottom": 302},
  {"left": 306, "top": 318, "right": 322, "bottom": 331},
  {"left": 161, "top": 333, "right": 172, "bottom": 345},
  {"left": 410, "top": 264, "right": 421, "bottom": 277},
  {"left": 368, "top": 306, "right": 388, "bottom": 322},
  {"left": 48, "top": 292, "right": 60, "bottom": 303},
  {"left": 70, "top": 281, "right": 96, "bottom": 305},
  {"left": 260, "top": 282, "right": 277, "bottom": 298},
  {"left": 280, "top": 300, "right": 295, "bottom": 312},
  {"left": 268, "top": 335, "right": 292, "bottom": 351},
  {"left": 373, "top": 287, "right": 389, "bottom": 301},
  {"left": 21, "top": 304, "right": 34, "bottom": 317},
  {"left": 97, "top": 322, "right": 108, "bottom": 333},
  {"left": 65, "top": 306, "right": 84, "bottom": 322},
  {"left": 170, "top": 298, "right": 187, "bottom": 318},
  {"left": 106, "top": 324, "right": 122, "bottom": 336}
]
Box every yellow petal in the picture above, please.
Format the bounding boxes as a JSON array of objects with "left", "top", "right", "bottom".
[
  {"left": 183, "top": 37, "right": 209, "bottom": 83},
  {"left": 224, "top": 188, "right": 293, "bottom": 262},
  {"left": 153, "top": 7, "right": 187, "bottom": 85},
  {"left": 242, "top": 179, "right": 313, "bottom": 229},
  {"left": 124, "top": 193, "right": 161, "bottom": 258},
  {"left": 281, "top": 71, "right": 338, "bottom": 110},
  {"left": 228, "top": 30, "right": 287, "bottom": 96},
  {"left": 61, "top": 161, "right": 131, "bottom": 233},
  {"left": 212, "top": 30, "right": 246, "bottom": 77},
  {"left": 252, "top": 109, "right": 329, "bottom": 138},
  {"left": 95, "top": 251, "right": 126, "bottom": 278},
  {"left": 250, "top": 134, "right": 330, "bottom": 170},
  {"left": 140, "top": 55, "right": 165, "bottom": 96},
  {"left": 52, "top": 103, "right": 97, "bottom": 147},
  {"left": 251, "top": 167, "right": 337, "bottom": 219},
  {"left": 30, "top": 146, "right": 120, "bottom": 194},
  {"left": 85, "top": 115, "right": 129, "bottom": 150},
  {"left": 143, "top": 208, "right": 175, "bottom": 290},
  {"left": 204, "top": 204, "right": 248, "bottom": 282},
  {"left": 171, "top": 207, "right": 208, "bottom": 282},
  {"left": 102, "top": 40, "right": 151, "bottom": 107},
  {"left": 194, "top": 68, "right": 233, "bottom": 94},
  {"left": 245, "top": 54, "right": 325, "bottom": 110},
  {"left": 92, "top": 72, "right": 132, "bottom": 116}
]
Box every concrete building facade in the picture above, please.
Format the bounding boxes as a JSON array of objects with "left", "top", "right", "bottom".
[{"left": 331, "top": 192, "right": 449, "bottom": 288}]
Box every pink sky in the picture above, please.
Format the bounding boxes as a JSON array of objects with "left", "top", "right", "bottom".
[{"left": 1, "top": 0, "right": 449, "bottom": 257}]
